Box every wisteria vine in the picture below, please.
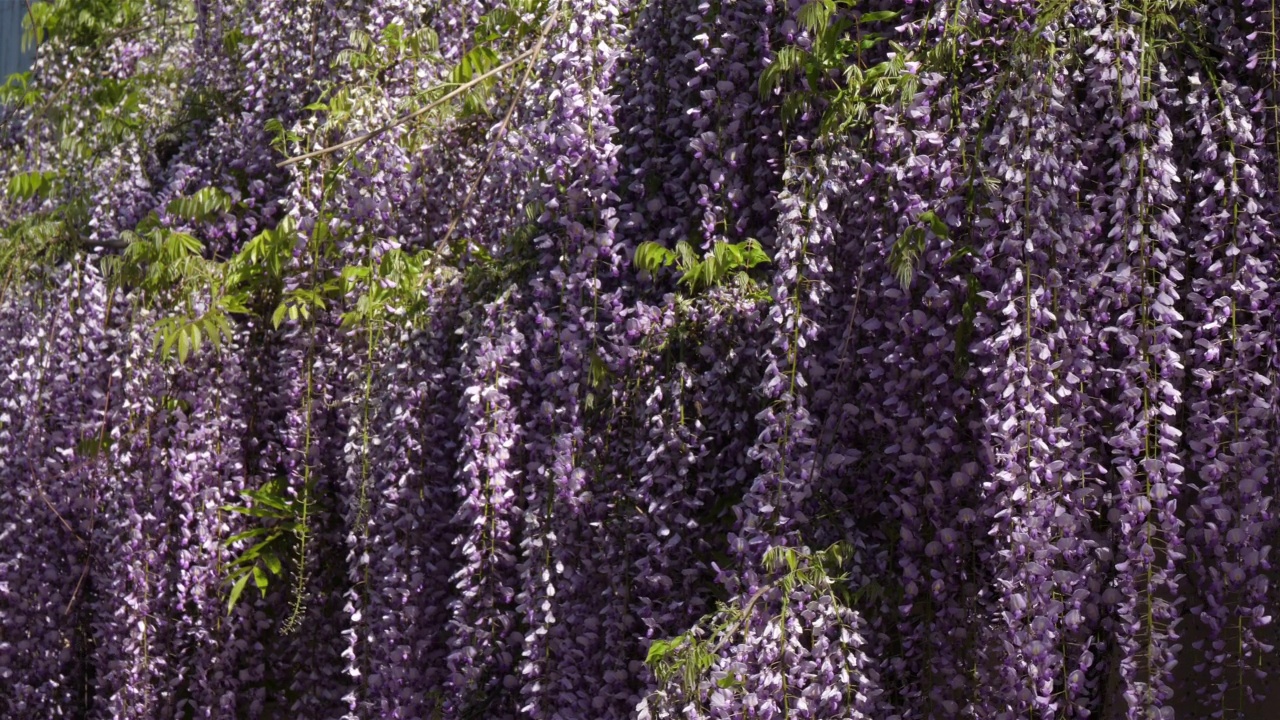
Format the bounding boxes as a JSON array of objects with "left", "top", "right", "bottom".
[{"left": 2, "top": 0, "right": 1280, "bottom": 718}]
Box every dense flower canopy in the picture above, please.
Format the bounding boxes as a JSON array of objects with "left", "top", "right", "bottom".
[{"left": 1, "top": 0, "right": 1279, "bottom": 718}]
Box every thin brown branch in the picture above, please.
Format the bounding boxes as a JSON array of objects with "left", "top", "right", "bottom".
[
  {"left": 438, "top": 10, "right": 557, "bottom": 249},
  {"left": 710, "top": 582, "right": 775, "bottom": 655},
  {"left": 37, "top": 487, "right": 84, "bottom": 545},
  {"left": 277, "top": 46, "right": 539, "bottom": 168},
  {"left": 79, "top": 237, "right": 129, "bottom": 250},
  {"left": 64, "top": 559, "right": 91, "bottom": 615}
]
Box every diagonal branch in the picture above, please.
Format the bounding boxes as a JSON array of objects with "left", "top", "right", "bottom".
[
  {"left": 437, "top": 8, "right": 557, "bottom": 249},
  {"left": 277, "top": 45, "right": 540, "bottom": 168}
]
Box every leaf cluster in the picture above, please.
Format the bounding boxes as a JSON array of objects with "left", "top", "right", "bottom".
[
  {"left": 166, "top": 187, "right": 233, "bottom": 224},
  {"left": 310, "top": 22, "right": 443, "bottom": 139},
  {"left": 887, "top": 208, "right": 948, "bottom": 290},
  {"left": 7, "top": 170, "right": 58, "bottom": 202},
  {"left": 303, "top": 0, "right": 547, "bottom": 148},
  {"left": 450, "top": 0, "right": 549, "bottom": 117},
  {"left": 16, "top": 0, "right": 189, "bottom": 146},
  {"left": 22, "top": 0, "right": 145, "bottom": 50},
  {"left": 644, "top": 542, "right": 856, "bottom": 707},
  {"left": 0, "top": 203, "right": 83, "bottom": 298},
  {"left": 633, "top": 238, "right": 771, "bottom": 294},
  {"left": 221, "top": 478, "right": 309, "bottom": 614},
  {"left": 337, "top": 22, "right": 440, "bottom": 75},
  {"left": 338, "top": 246, "right": 435, "bottom": 329},
  {"left": 758, "top": 2, "right": 909, "bottom": 134},
  {"left": 0, "top": 71, "right": 41, "bottom": 110},
  {"left": 102, "top": 194, "right": 307, "bottom": 362},
  {"left": 110, "top": 226, "right": 229, "bottom": 360}
]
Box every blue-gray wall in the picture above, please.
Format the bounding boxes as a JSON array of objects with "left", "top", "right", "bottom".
[{"left": 0, "top": 0, "right": 34, "bottom": 79}]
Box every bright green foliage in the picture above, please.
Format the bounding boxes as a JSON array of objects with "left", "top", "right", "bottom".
[
  {"left": 0, "top": 72, "right": 41, "bottom": 109},
  {"left": 644, "top": 543, "right": 857, "bottom": 704},
  {"left": 761, "top": 542, "right": 857, "bottom": 600},
  {"left": 758, "top": 1, "right": 910, "bottom": 134},
  {"left": 452, "top": 0, "right": 549, "bottom": 116},
  {"left": 301, "top": 1, "right": 548, "bottom": 148},
  {"left": 221, "top": 478, "right": 310, "bottom": 614},
  {"left": 264, "top": 117, "right": 305, "bottom": 157},
  {"left": 645, "top": 633, "right": 717, "bottom": 701},
  {"left": 271, "top": 283, "right": 337, "bottom": 330},
  {"left": 887, "top": 209, "right": 948, "bottom": 290},
  {"left": 107, "top": 190, "right": 444, "bottom": 366},
  {"left": 102, "top": 211, "right": 305, "bottom": 363},
  {"left": 150, "top": 302, "right": 241, "bottom": 363},
  {"left": 3, "top": 0, "right": 624, "bottom": 631},
  {"left": 0, "top": 169, "right": 74, "bottom": 297},
  {"left": 21, "top": 0, "right": 145, "bottom": 48},
  {"left": 226, "top": 216, "right": 297, "bottom": 288},
  {"left": 108, "top": 220, "right": 209, "bottom": 298},
  {"left": 336, "top": 22, "right": 440, "bottom": 74},
  {"left": 338, "top": 247, "right": 436, "bottom": 329},
  {"left": 90, "top": 78, "right": 148, "bottom": 141},
  {"left": 0, "top": 0, "right": 194, "bottom": 281},
  {"left": 7, "top": 170, "right": 58, "bottom": 201},
  {"left": 166, "top": 187, "right": 234, "bottom": 224},
  {"left": 104, "top": 215, "right": 238, "bottom": 362},
  {"left": 21, "top": 0, "right": 190, "bottom": 145},
  {"left": 450, "top": 46, "right": 501, "bottom": 117},
  {"left": 314, "top": 22, "right": 443, "bottom": 137},
  {"left": 0, "top": 203, "right": 84, "bottom": 298},
  {"left": 633, "top": 238, "right": 771, "bottom": 294}
]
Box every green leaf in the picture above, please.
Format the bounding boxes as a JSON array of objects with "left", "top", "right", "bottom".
[
  {"left": 796, "top": 0, "right": 834, "bottom": 33},
  {"left": 859, "top": 10, "right": 899, "bottom": 22},
  {"left": 253, "top": 565, "right": 269, "bottom": 593},
  {"left": 919, "top": 209, "right": 949, "bottom": 237},
  {"left": 889, "top": 227, "right": 924, "bottom": 290},
  {"left": 740, "top": 239, "right": 770, "bottom": 267},
  {"left": 241, "top": 488, "right": 289, "bottom": 511},
  {"left": 230, "top": 536, "right": 285, "bottom": 565},
  {"left": 226, "top": 571, "right": 250, "bottom": 614},
  {"left": 160, "top": 325, "right": 178, "bottom": 358},
  {"left": 167, "top": 187, "right": 233, "bottom": 223},
  {"left": 221, "top": 504, "right": 289, "bottom": 519},
  {"left": 633, "top": 241, "right": 675, "bottom": 274},
  {"left": 945, "top": 246, "right": 973, "bottom": 265},
  {"left": 774, "top": 46, "right": 806, "bottom": 73},
  {"left": 588, "top": 353, "right": 610, "bottom": 388},
  {"left": 7, "top": 171, "right": 52, "bottom": 201},
  {"left": 190, "top": 322, "right": 204, "bottom": 353},
  {"left": 223, "top": 528, "right": 269, "bottom": 545},
  {"left": 645, "top": 639, "right": 672, "bottom": 665},
  {"left": 716, "top": 674, "right": 742, "bottom": 689},
  {"left": 263, "top": 552, "right": 283, "bottom": 575},
  {"left": 674, "top": 240, "right": 698, "bottom": 269},
  {"left": 758, "top": 62, "right": 785, "bottom": 98},
  {"left": 272, "top": 302, "right": 288, "bottom": 329},
  {"left": 677, "top": 261, "right": 703, "bottom": 290},
  {"left": 76, "top": 434, "right": 112, "bottom": 459}
]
